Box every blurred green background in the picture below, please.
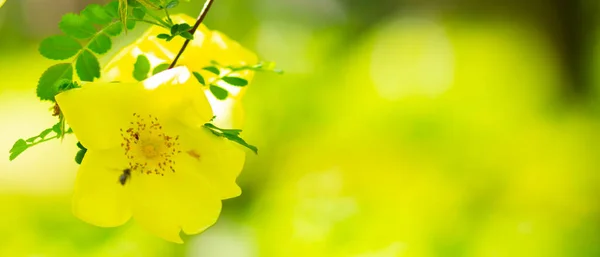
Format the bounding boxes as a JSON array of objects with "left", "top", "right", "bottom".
[{"left": 2, "top": 0, "right": 600, "bottom": 256}]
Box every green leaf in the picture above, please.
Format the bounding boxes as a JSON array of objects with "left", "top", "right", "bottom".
[
  {"left": 76, "top": 141, "right": 86, "bottom": 150},
  {"left": 76, "top": 50, "right": 101, "bottom": 81},
  {"left": 104, "top": 1, "right": 120, "bottom": 18},
  {"left": 166, "top": 0, "right": 179, "bottom": 8},
  {"left": 170, "top": 23, "right": 192, "bottom": 39},
  {"left": 222, "top": 76, "right": 248, "bottom": 87},
  {"left": 37, "top": 63, "right": 73, "bottom": 101},
  {"left": 38, "top": 35, "right": 81, "bottom": 60},
  {"left": 54, "top": 79, "right": 71, "bottom": 95},
  {"left": 221, "top": 128, "right": 242, "bottom": 136},
  {"left": 133, "top": 54, "right": 151, "bottom": 81},
  {"left": 75, "top": 148, "right": 87, "bottom": 164},
  {"left": 180, "top": 31, "right": 193, "bottom": 40},
  {"left": 177, "top": 23, "right": 191, "bottom": 31},
  {"left": 192, "top": 71, "right": 205, "bottom": 85},
  {"left": 105, "top": 22, "right": 123, "bottom": 36},
  {"left": 56, "top": 79, "right": 80, "bottom": 92},
  {"left": 202, "top": 66, "right": 220, "bottom": 75},
  {"left": 203, "top": 123, "right": 258, "bottom": 154},
  {"left": 209, "top": 85, "right": 228, "bottom": 100},
  {"left": 152, "top": 63, "right": 170, "bottom": 75},
  {"left": 227, "top": 61, "right": 285, "bottom": 74},
  {"left": 9, "top": 122, "right": 74, "bottom": 161},
  {"left": 170, "top": 24, "right": 179, "bottom": 35},
  {"left": 88, "top": 33, "right": 112, "bottom": 54},
  {"left": 157, "top": 33, "right": 171, "bottom": 40},
  {"left": 59, "top": 13, "right": 97, "bottom": 39},
  {"left": 126, "top": 20, "right": 136, "bottom": 30},
  {"left": 225, "top": 135, "right": 258, "bottom": 154},
  {"left": 132, "top": 7, "right": 145, "bottom": 19},
  {"left": 39, "top": 128, "right": 53, "bottom": 139},
  {"left": 127, "top": 0, "right": 142, "bottom": 7},
  {"left": 9, "top": 139, "right": 28, "bottom": 161},
  {"left": 204, "top": 124, "right": 242, "bottom": 136},
  {"left": 82, "top": 4, "right": 112, "bottom": 25},
  {"left": 203, "top": 123, "right": 218, "bottom": 130},
  {"left": 51, "top": 121, "right": 64, "bottom": 134}
]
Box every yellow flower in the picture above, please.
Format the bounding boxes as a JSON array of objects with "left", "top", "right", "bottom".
[
  {"left": 55, "top": 66, "right": 245, "bottom": 243},
  {"left": 102, "top": 14, "right": 258, "bottom": 129},
  {"left": 0, "top": 0, "right": 5, "bottom": 8}
]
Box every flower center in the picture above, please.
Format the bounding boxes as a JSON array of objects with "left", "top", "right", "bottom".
[
  {"left": 143, "top": 144, "right": 159, "bottom": 158},
  {"left": 120, "top": 113, "right": 181, "bottom": 176}
]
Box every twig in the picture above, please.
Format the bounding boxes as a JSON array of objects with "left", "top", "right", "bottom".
[{"left": 168, "top": 0, "right": 215, "bottom": 69}]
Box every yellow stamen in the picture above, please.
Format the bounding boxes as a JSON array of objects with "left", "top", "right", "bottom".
[
  {"left": 143, "top": 145, "right": 159, "bottom": 158},
  {"left": 120, "top": 113, "right": 180, "bottom": 175}
]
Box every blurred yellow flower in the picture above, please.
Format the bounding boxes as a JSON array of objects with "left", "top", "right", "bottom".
[
  {"left": 55, "top": 66, "right": 245, "bottom": 243},
  {"left": 102, "top": 13, "right": 258, "bottom": 129},
  {"left": 0, "top": 0, "right": 5, "bottom": 8}
]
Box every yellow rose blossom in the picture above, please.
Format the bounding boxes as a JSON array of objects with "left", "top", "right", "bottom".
[
  {"left": 55, "top": 66, "right": 245, "bottom": 243},
  {"left": 102, "top": 14, "right": 258, "bottom": 129}
]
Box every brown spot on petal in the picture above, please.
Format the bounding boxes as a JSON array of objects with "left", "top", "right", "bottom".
[{"left": 187, "top": 150, "right": 201, "bottom": 160}]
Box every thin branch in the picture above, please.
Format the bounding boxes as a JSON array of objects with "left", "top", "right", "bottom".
[
  {"left": 168, "top": 0, "right": 215, "bottom": 69},
  {"left": 164, "top": 8, "right": 173, "bottom": 25},
  {"left": 144, "top": 9, "right": 172, "bottom": 27},
  {"left": 129, "top": 18, "right": 168, "bottom": 28}
]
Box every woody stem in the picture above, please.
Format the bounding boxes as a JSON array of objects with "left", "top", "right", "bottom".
[{"left": 168, "top": 0, "right": 215, "bottom": 69}]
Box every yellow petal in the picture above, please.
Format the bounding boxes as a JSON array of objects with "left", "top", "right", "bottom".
[
  {"left": 103, "top": 14, "right": 258, "bottom": 95},
  {"left": 141, "top": 66, "right": 214, "bottom": 127},
  {"left": 101, "top": 14, "right": 256, "bottom": 129},
  {"left": 130, "top": 156, "right": 222, "bottom": 243},
  {"left": 207, "top": 96, "right": 245, "bottom": 129},
  {"left": 56, "top": 67, "right": 212, "bottom": 150},
  {"left": 73, "top": 148, "right": 132, "bottom": 227},
  {"left": 55, "top": 82, "right": 142, "bottom": 150},
  {"left": 175, "top": 124, "right": 246, "bottom": 199},
  {"left": 0, "top": 0, "right": 5, "bottom": 9}
]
